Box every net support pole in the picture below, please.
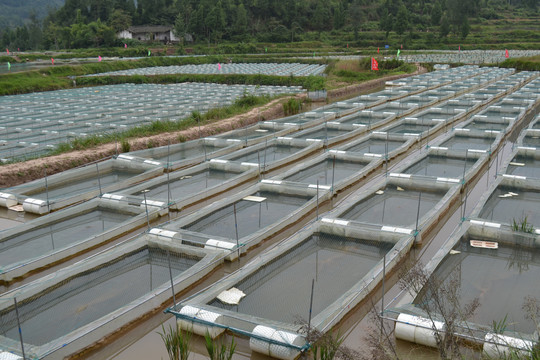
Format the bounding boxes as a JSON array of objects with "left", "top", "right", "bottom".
[
  {"left": 167, "top": 250, "right": 177, "bottom": 312},
  {"left": 96, "top": 163, "right": 102, "bottom": 196},
  {"left": 44, "top": 167, "right": 50, "bottom": 213},
  {"left": 14, "top": 297, "right": 26, "bottom": 360},
  {"left": 234, "top": 202, "right": 240, "bottom": 260}
]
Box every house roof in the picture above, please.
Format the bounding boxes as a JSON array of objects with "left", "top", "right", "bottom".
[{"left": 127, "top": 25, "right": 173, "bottom": 34}]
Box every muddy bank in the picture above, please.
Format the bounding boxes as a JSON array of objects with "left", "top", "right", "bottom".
[{"left": 0, "top": 66, "right": 424, "bottom": 188}]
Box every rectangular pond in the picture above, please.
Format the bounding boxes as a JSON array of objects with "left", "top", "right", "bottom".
[
  {"left": 207, "top": 232, "right": 393, "bottom": 323},
  {"left": 505, "top": 154, "right": 540, "bottom": 179},
  {"left": 292, "top": 128, "right": 349, "bottom": 140},
  {"left": 0, "top": 208, "right": 131, "bottom": 271},
  {"left": 0, "top": 247, "right": 196, "bottom": 347},
  {"left": 440, "top": 135, "right": 495, "bottom": 152},
  {"left": 338, "top": 185, "right": 446, "bottom": 228},
  {"left": 477, "top": 186, "right": 540, "bottom": 225},
  {"left": 414, "top": 233, "right": 540, "bottom": 334},
  {"left": 342, "top": 138, "right": 406, "bottom": 155},
  {"left": 402, "top": 155, "right": 477, "bottom": 179},
  {"left": 184, "top": 191, "right": 311, "bottom": 240},
  {"left": 228, "top": 145, "right": 303, "bottom": 164},
  {"left": 284, "top": 158, "right": 368, "bottom": 186}
]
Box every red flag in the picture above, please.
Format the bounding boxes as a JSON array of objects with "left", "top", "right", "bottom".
[
  {"left": 401, "top": 44, "right": 403, "bottom": 49},
  {"left": 371, "top": 58, "right": 379, "bottom": 71},
  {"left": 458, "top": 45, "right": 460, "bottom": 51},
  {"left": 124, "top": 43, "right": 127, "bottom": 48},
  {"left": 6, "top": 48, "right": 9, "bottom": 55},
  {"left": 98, "top": 55, "right": 102, "bottom": 62},
  {"left": 505, "top": 49, "right": 509, "bottom": 58},
  {"left": 51, "top": 58, "right": 55, "bottom": 65},
  {"left": 347, "top": 43, "right": 349, "bottom": 48},
  {"left": 377, "top": 47, "right": 380, "bottom": 54}
]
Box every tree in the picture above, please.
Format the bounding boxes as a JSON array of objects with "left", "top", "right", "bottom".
[
  {"left": 174, "top": 13, "right": 186, "bottom": 42},
  {"left": 460, "top": 16, "right": 470, "bottom": 39},
  {"left": 394, "top": 5, "right": 409, "bottom": 35},
  {"left": 431, "top": 1, "right": 442, "bottom": 25},
  {"left": 234, "top": 3, "right": 248, "bottom": 35},
  {"left": 109, "top": 9, "right": 132, "bottom": 33},
  {"left": 439, "top": 14, "right": 450, "bottom": 38}
]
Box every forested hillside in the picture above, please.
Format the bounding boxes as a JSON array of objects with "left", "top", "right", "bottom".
[
  {"left": 0, "top": 0, "right": 64, "bottom": 28},
  {"left": 1, "top": 0, "right": 538, "bottom": 51}
]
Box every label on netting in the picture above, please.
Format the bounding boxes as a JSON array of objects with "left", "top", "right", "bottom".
[{"left": 470, "top": 240, "right": 498, "bottom": 249}]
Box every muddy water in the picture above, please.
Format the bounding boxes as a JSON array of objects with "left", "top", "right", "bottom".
[{"left": 285, "top": 159, "right": 366, "bottom": 185}]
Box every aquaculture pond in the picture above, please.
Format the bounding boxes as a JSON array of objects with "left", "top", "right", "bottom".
[
  {"left": 184, "top": 191, "right": 311, "bottom": 240},
  {"left": 339, "top": 185, "right": 445, "bottom": 227},
  {"left": 0, "top": 247, "right": 197, "bottom": 346},
  {"left": 208, "top": 233, "right": 393, "bottom": 323},
  {"left": 285, "top": 159, "right": 368, "bottom": 185}
]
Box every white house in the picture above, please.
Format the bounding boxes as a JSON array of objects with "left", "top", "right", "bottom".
[{"left": 117, "top": 25, "right": 179, "bottom": 44}]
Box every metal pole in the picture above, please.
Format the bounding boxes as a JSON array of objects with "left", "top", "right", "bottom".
[
  {"left": 96, "top": 163, "right": 102, "bottom": 196},
  {"left": 257, "top": 150, "right": 261, "bottom": 181},
  {"left": 44, "top": 168, "right": 50, "bottom": 213},
  {"left": 316, "top": 180, "right": 319, "bottom": 220},
  {"left": 167, "top": 250, "right": 177, "bottom": 311},
  {"left": 14, "top": 297, "right": 26, "bottom": 360},
  {"left": 167, "top": 141, "right": 171, "bottom": 206},
  {"left": 308, "top": 279, "right": 315, "bottom": 336},
  {"left": 415, "top": 192, "right": 422, "bottom": 239},
  {"left": 462, "top": 150, "right": 468, "bottom": 183},
  {"left": 233, "top": 202, "right": 240, "bottom": 260},
  {"left": 142, "top": 190, "right": 150, "bottom": 229},
  {"left": 381, "top": 253, "right": 386, "bottom": 335},
  {"left": 331, "top": 156, "right": 336, "bottom": 194}
]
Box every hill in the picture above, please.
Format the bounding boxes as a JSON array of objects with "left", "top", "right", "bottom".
[{"left": 0, "top": 0, "right": 64, "bottom": 29}]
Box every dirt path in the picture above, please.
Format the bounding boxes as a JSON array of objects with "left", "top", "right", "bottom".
[{"left": 0, "top": 65, "right": 426, "bottom": 188}]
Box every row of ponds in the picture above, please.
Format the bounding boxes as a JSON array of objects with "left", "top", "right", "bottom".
[{"left": 0, "top": 65, "right": 539, "bottom": 359}]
